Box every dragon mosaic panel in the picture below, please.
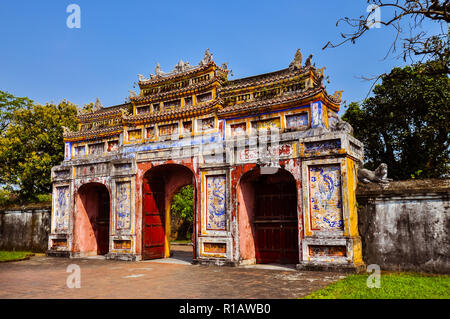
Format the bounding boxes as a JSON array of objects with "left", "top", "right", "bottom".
[
  {"left": 206, "top": 175, "right": 226, "bottom": 230},
  {"left": 116, "top": 181, "right": 131, "bottom": 229},
  {"left": 309, "top": 165, "right": 344, "bottom": 230},
  {"left": 55, "top": 186, "right": 70, "bottom": 232}
]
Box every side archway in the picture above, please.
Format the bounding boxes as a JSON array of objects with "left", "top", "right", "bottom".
[
  {"left": 73, "top": 183, "right": 111, "bottom": 256},
  {"left": 238, "top": 167, "right": 299, "bottom": 264}
]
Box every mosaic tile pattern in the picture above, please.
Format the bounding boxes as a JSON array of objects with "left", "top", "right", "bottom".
[
  {"left": 55, "top": 186, "right": 70, "bottom": 232},
  {"left": 252, "top": 118, "right": 281, "bottom": 131},
  {"left": 309, "top": 245, "right": 346, "bottom": 257},
  {"left": 159, "top": 123, "right": 178, "bottom": 136},
  {"left": 311, "top": 102, "right": 324, "bottom": 128},
  {"left": 128, "top": 129, "right": 142, "bottom": 140},
  {"left": 116, "top": 181, "right": 131, "bottom": 229},
  {"left": 206, "top": 175, "right": 226, "bottom": 230},
  {"left": 305, "top": 139, "right": 341, "bottom": 153},
  {"left": 230, "top": 123, "right": 246, "bottom": 136},
  {"left": 309, "top": 165, "right": 344, "bottom": 230},
  {"left": 204, "top": 242, "right": 227, "bottom": 254},
  {"left": 286, "top": 113, "right": 308, "bottom": 128},
  {"left": 64, "top": 142, "right": 71, "bottom": 160}
]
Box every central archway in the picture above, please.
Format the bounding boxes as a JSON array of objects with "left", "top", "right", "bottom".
[
  {"left": 142, "top": 164, "right": 195, "bottom": 260},
  {"left": 238, "top": 168, "right": 299, "bottom": 264}
]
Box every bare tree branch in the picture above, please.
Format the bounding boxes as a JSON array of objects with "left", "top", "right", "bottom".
[{"left": 324, "top": 0, "right": 450, "bottom": 75}]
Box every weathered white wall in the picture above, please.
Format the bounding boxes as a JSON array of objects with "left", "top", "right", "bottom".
[
  {"left": 0, "top": 204, "right": 51, "bottom": 252},
  {"left": 357, "top": 179, "right": 449, "bottom": 273}
]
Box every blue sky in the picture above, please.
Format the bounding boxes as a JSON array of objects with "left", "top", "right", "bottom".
[{"left": 0, "top": 1, "right": 441, "bottom": 115}]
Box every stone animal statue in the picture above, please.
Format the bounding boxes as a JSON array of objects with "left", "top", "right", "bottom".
[
  {"left": 358, "top": 163, "right": 393, "bottom": 184},
  {"left": 328, "top": 111, "right": 353, "bottom": 135}
]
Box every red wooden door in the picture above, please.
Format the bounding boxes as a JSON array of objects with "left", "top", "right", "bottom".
[
  {"left": 95, "top": 189, "right": 110, "bottom": 255},
  {"left": 142, "top": 177, "right": 166, "bottom": 260},
  {"left": 254, "top": 180, "right": 299, "bottom": 264}
]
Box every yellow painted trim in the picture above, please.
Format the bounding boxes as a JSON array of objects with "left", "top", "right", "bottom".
[
  {"left": 323, "top": 105, "right": 329, "bottom": 128},
  {"left": 346, "top": 157, "right": 359, "bottom": 237},
  {"left": 165, "top": 198, "right": 171, "bottom": 258}
]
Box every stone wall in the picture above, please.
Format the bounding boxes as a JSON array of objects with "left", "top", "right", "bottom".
[
  {"left": 357, "top": 179, "right": 449, "bottom": 274},
  {"left": 0, "top": 202, "right": 51, "bottom": 252}
]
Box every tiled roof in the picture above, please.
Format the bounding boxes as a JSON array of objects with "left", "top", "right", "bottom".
[
  {"left": 77, "top": 103, "right": 130, "bottom": 121},
  {"left": 124, "top": 98, "right": 223, "bottom": 124},
  {"left": 221, "top": 66, "right": 313, "bottom": 93},
  {"left": 218, "top": 87, "right": 324, "bottom": 116},
  {"left": 138, "top": 61, "right": 219, "bottom": 87},
  {"left": 131, "top": 76, "right": 224, "bottom": 104},
  {"left": 63, "top": 125, "right": 123, "bottom": 140}
]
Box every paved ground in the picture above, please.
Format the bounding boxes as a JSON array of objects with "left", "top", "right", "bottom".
[{"left": 0, "top": 246, "right": 345, "bottom": 299}]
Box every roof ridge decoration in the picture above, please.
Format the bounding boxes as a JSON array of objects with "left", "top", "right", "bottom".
[
  {"left": 289, "top": 49, "right": 303, "bottom": 71},
  {"left": 94, "top": 98, "right": 103, "bottom": 111},
  {"left": 137, "top": 49, "right": 216, "bottom": 85},
  {"left": 124, "top": 97, "right": 224, "bottom": 124},
  {"left": 132, "top": 76, "right": 225, "bottom": 103},
  {"left": 76, "top": 97, "right": 103, "bottom": 116},
  {"left": 199, "top": 48, "right": 213, "bottom": 66},
  {"left": 288, "top": 49, "right": 315, "bottom": 71}
]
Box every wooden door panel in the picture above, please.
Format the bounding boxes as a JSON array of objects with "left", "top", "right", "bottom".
[
  {"left": 255, "top": 225, "right": 281, "bottom": 263},
  {"left": 254, "top": 176, "right": 299, "bottom": 264},
  {"left": 142, "top": 178, "right": 166, "bottom": 260}
]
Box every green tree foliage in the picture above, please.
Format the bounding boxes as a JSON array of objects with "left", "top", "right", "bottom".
[
  {"left": 170, "top": 185, "right": 194, "bottom": 223},
  {"left": 343, "top": 61, "right": 449, "bottom": 180},
  {"left": 0, "top": 91, "right": 78, "bottom": 201},
  {"left": 0, "top": 91, "right": 34, "bottom": 137},
  {"left": 170, "top": 185, "right": 194, "bottom": 240}
]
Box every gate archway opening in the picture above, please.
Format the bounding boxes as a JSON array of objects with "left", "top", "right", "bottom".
[
  {"left": 74, "top": 183, "right": 110, "bottom": 256},
  {"left": 142, "top": 164, "right": 195, "bottom": 261},
  {"left": 238, "top": 168, "right": 299, "bottom": 264}
]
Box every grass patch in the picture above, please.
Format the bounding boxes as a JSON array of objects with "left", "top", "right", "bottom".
[
  {"left": 170, "top": 240, "right": 192, "bottom": 245},
  {"left": 0, "top": 251, "right": 34, "bottom": 262},
  {"left": 303, "top": 272, "right": 450, "bottom": 299}
]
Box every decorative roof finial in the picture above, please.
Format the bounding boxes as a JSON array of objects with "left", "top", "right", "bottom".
[
  {"left": 137, "top": 74, "right": 147, "bottom": 82},
  {"left": 305, "top": 54, "right": 313, "bottom": 67},
  {"left": 333, "top": 90, "right": 344, "bottom": 100},
  {"left": 199, "top": 48, "right": 213, "bottom": 66},
  {"left": 94, "top": 98, "right": 103, "bottom": 111},
  {"left": 155, "top": 63, "right": 165, "bottom": 77},
  {"left": 62, "top": 126, "right": 71, "bottom": 135},
  {"left": 289, "top": 49, "right": 303, "bottom": 71}
]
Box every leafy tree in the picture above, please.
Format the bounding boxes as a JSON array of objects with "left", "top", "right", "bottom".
[
  {"left": 0, "top": 95, "right": 78, "bottom": 201},
  {"left": 0, "top": 91, "right": 34, "bottom": 137},
  {"left": 343, "top": 60, "right": 449, "bottom": 180},
  {"left": 170, "top": 185, "right": 194, "bottom": 239}
]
